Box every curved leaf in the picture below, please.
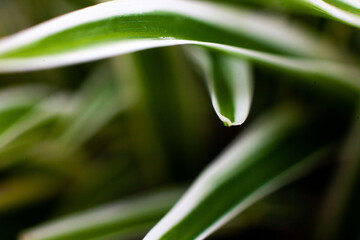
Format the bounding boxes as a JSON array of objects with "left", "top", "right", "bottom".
[
  {"left": 228, "top": 0, "right": 360, "bottom": 29},
  {"left": 0, "top": 93, "right": 72, "bottom": 150},
  {"left": 303, "top": 0, "right": 360, "bottom": 28},
  {"left": 0, "top": 85, "right": 53, "bottom": 112},
  {"left": 0, "top": 1, "right": 358, "bottom": 94},
  {"left": 185, "top": 47, "right": 252, "bottom": 126},
  {"left": 0, "top": 0, "right": 344, "bottom": 69},
  {"left": 20, "top": 189, "right": 183, "bottom": 240},
  {"left": 0, "top": 85, "right": 53, "bottom": 135},
  {"left": 56, "top": 65, "right": 128, "bottom": 155},
  {"left": 144, "top": 106, "right": 334, "bottom": 240}
]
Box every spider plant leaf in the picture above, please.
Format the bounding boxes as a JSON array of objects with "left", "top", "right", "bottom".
[
  {"left": 0, "top": 85, "right": 54, "bottom": 134},
  {"left": 303, "top": 0, "right": 360, "bottom": 28},
  {"left": 0, "top": 93, "right": 73, "bottom": 150},
  {"left": 0, "top": 85, "right": 53, "bottom": 112},
  {"left": 55, "top": 65, "right": 128, "bottom": 155},
  {"left": 185, "top": 47, "right": 253, "bottom": 126},
  {"left": 131, "top": 47, "right": 209, "bottom": 182},
  {"left": 0, "top": 0, "right": 344, "bottom": 70},
  {"left": 0, "top": 1, "right": 358, "bottom": 93},
  {"left": 144, "top": 105, "right": 334, "bottom": 240},
  {"left": 232, "top": 0, "right": 360, "bottom": 28},
  {"left": 20, "top": 188, "right": 184, "bottom": 240}
]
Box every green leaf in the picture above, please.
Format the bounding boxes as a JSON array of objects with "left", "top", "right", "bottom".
[
  {"left": 144, "top": 105, "right": 334, "bottom": 240},
  {"left": 0, "top": 0, "right": 358, "bottom": 94},
  {"left": 131, "top": 47, "right": 209, "bottom": 182},
  {"left": 55, "top": 64, "right": 128, "bottom": 155},
  {"left": 20, "top": 188, "right": 183, "bottom": 240},
  {"left": 0, "top": 0, "right": 338, "bottom": 60},
  {"left": 185, "top": 47, "right": 253, "bottom": 126},
  {"left": 0, "top": 93, "right": 72, "bottom": 150},
  {"left": 0, "top": 1, "right": 340, "bottom": 63},
  {"left": 303, "top": 0, "right": 360, "bottom": 28},
  {"left": 0, "top": 85, "right": 53, "bottom": 134},
  {"left": 228, "top": 0, "right": 360, "bottom": 29},
  {"left": 0, "top": 85, "right": 53, "bottom": 112}
]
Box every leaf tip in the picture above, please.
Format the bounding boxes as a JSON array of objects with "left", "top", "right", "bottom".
[
  {"left": 220, "top": 115, "right": 246, "bottom": 127},
  {"left": 223, "top": 121, "right": 231, "bottom": 127},
  {"left": 222, "top": 119, "right": 242, "bottom": 127}
]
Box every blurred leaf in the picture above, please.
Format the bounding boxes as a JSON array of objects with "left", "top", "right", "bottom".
[
  {"left": 20, "top": 188, "right": 183, "bottom": 240},
  {"left": 0, "top": 174, "right": 62, "bottom": 213},
  {"left": 144, "top": 105, "right": 334, "bottom": 240},
  {"left": 0, "top": 85, "right": 53, "bottom": 136},
  {"left": 55, "top": 65, "right": 128, "bottom": 156},
  {"left": 132, "top": 47, "right": 210, "bottom": 182},
  {"left": 0, "top": 85, "right": 53, "bottom": 112},
  {"left": 0, "top": 93, "right": 72, "bottom": 150}
]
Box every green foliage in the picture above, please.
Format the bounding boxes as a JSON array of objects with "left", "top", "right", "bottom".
[{"left": 0, "top": 0, "right": 359, "bottom": 239}]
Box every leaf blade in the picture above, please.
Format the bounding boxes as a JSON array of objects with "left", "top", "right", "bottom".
[
  {"left": 144, "top": 106, "right": 334, "bottom": 240},
  {"left": 20, "top": 189, "right": 183, "bottom": 240},
  {"left": 0, "top": 0, "right": 344, "bottom": 70},
  {"left": 185, "top": 47, "right": 253, "bottom": 126}
]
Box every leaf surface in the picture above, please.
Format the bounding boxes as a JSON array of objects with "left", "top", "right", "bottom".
[
  {"left": 20, "top": 189, "right": 183, "bottom": 240},
  {"left": 144, "top": 106, "right": 333, "bottom": 240},
  {"left": 186, "top": 47, "right": 252, "bottom": 126}
]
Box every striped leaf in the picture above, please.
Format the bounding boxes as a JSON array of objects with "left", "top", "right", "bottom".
[
  {"left": 0, "top": 1, "right": 358, "bottom": 94},
  {"left": 20, "top": 188, "right": 183, "bottom": 240},
  {"left": 55, "top": 65, "right": 128, "bottom": 155},
  {"left": 303, "top": 0, "right": 360, "bottom": 28},
  {"left": 144, "top": 106, "right": 334, "bottom": 240},
  {"left": 0, "top": 85, "right": 53, "bottom": 135},
  {"left": 230, "top": 0, "right": 360, "bottom": 28},
  {"left": 185, "top": 47, "right": 252, "bottom": 126},
  {"left": 0, "top": 93, "right": 72, "bottom": 150}
]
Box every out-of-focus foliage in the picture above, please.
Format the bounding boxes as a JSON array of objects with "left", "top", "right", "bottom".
[{"left": 0, "top": 0, "right": 359, "bottom": 240}]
